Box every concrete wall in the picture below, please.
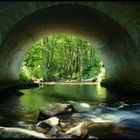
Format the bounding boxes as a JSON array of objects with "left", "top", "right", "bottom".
[{"left": 0, "top": 2, "right": 140, "bottom": 92}]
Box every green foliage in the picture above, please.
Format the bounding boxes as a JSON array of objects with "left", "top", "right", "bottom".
[{"left": 19, "top": 34, "right": 102, "bottom": 81}]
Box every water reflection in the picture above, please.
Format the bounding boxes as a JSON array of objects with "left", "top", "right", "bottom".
[
  {"left": 96, "top": 83, "right": 107, "bottom": 100},
  {"left": 19, "top": 84, "right": 108, "bottom": 108}
]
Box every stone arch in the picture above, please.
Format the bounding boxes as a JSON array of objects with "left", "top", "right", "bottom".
[{"left": 0, "top": 4, "right": 138, "bottom": 91}]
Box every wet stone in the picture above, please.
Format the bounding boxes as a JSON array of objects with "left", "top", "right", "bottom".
[
  {"left": 72, "top": 113, "right": 84, "bottom": 118},
  {"left": 0, "top": 126, "right": 47, "bottom": 138},
  {"left": 38, "top": 103, "right": 75, "bottom": 121},
  {"left": 65, "top": 119, "right": 95, "bottom": 139},
  {"left": 36, "top": 117, "right": 62, "bottom": 135}
]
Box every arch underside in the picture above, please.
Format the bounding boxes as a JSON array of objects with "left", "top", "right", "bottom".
[{"left": 0, "top": 4, "right": 140, "bottom": 92}]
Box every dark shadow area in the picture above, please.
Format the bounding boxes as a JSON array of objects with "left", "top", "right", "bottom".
[
  {"left": 101, "top": 81, "right": 140, "bottom": 98},
  {"left": 0, "top": 81, "right": 39, "bottom": 98}
]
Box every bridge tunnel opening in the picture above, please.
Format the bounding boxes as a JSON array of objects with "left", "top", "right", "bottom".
[
  {"left": 0, "top": 4, "right": 138, "bottom": 93},
  {"left": 19, "top": 33, "right": 104, "bottom": 83}
]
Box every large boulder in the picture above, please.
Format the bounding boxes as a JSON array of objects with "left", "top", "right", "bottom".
[
  {"left": 0, "top": 126, "right": 47, "bottom": 138},
  {"left": 38, "top": 103, "right": 75, "bottom": 121}
]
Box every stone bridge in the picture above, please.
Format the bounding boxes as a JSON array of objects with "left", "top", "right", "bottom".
[{"left": 0, "top": 1, "right": 140, "bottom": 93}]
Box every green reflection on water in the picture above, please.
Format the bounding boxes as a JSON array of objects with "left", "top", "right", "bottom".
[
  {"left": 19, "top": 88, "right": 61, "bottom": 111},
  {"left": 18, "top": 84, "right": 107, "bottom": 123},
  {"left": 96, "top": 83, "right": 107, "bottom": 100},
  {"left": 19, "top": 84, "right": 107, "bottom": 112}
]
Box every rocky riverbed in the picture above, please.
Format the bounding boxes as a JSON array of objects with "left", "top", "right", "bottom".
[{"left": 0, "top": 103, "right": 98, "bottom": 139}]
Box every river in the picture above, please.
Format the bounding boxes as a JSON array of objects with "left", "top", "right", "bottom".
[{"left": 0, "top": 83, "right": 140, "bottom": 139}]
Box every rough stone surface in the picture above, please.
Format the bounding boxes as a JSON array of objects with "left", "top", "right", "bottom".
[
  {"left": 0, "top": 126, "right": 47, "bottom": 138},
  {"left": 72, "top": 113, "right": 84, "bottom": 118},
  {"left": 36, "top": 117, "right": 61, "bottom": 134},
  {"left": 38, "top": 103, "right": 75, "bottom": 121},
  {"left": 37, "top": 117, "right": 60, "bottom": 127},
  {"left": 65, "top": 119, "right": 95, "bottom": 138}
]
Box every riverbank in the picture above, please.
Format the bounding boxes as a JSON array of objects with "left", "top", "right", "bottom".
[
  {"left": 0, "top": 80, "right": 98, "bottom": 97},
  {"left": 44, "top": 82, "right": 97, "bottom": 85}
]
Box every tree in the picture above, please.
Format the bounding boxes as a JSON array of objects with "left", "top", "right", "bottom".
[{"left": 19, "top": 34, "right": 102, "bottom": 82}]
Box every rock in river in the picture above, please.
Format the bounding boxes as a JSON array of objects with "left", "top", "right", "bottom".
[
  {"left": 36, "top": 117, "right": 62, "bottom": 135},
  {"left": 0, "top": 126, "right": 47, "bottom": 138},
  {"left": 37, "top": 117, "right": 60, "bottom": 127},
  {"left": 38, "top": 103, "right": 75, "bottom": 121},
  {"left": 65, "top": 119, "right": 97, "bottom": 139},
  {"left": 72, "top": 113, "right": 84, "bottom": 118}
]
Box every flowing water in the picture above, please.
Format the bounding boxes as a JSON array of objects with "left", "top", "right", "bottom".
[{"left": 0, "top": 83, "right": 140, "bottom": 139}]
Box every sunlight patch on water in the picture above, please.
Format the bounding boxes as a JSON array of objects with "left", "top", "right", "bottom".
[
  {"left": 80, "top": 103, "right": 90, "bottom": 108},
  {"left": 67, "top": 101, "right": 91, "bottom": 112}
]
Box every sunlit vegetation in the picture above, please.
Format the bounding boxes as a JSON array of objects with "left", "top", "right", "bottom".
[{"left": 19, "top": 34, "right": 102, "bottom": 82}]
